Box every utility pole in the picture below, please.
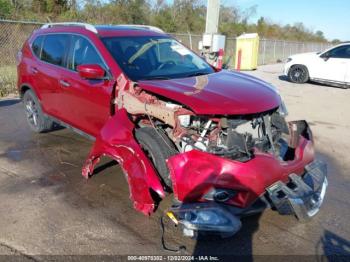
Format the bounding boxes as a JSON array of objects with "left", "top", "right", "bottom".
[
  {"left": 205, "top": 0, "right": 220, "bottom": 34},
  {"left": 200, "top": 0, "right": 226, "bottom": 68}
]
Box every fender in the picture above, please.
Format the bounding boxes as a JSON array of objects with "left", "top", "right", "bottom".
[
  {"left": 19, "top": 83, "right": 39, "bottom": 99},
  {"left": 82, "top": 108, "right": 166, "bottom": 215}
]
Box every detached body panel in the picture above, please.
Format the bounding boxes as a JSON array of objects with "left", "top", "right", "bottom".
[{"left": 82, "top": 109, "right": 165, "bottom": 215}]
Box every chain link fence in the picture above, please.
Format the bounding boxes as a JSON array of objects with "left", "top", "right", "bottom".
[
  {"left": 0, "top": 20, "right": 43, "bottom": 67},
  {"left": 0, "top": 19, "right": 333, "bottom": 96},
  {"left": 257, "top": 39, "right": 332, "bottom": 65},
  {"left": 172, "top": 33, "right": 332, "bottom": 66},
  {"left": 0, "top": 20, "right": 43, "bottom": 96}
]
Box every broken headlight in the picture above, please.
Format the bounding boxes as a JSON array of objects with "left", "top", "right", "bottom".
[{"left": 170, "top": 204, "right": 242, "bottom": 237}]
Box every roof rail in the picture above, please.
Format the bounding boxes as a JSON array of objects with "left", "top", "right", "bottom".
[
  {"left": 117, "top": 24, "right": 164, "bottom": 33},
  {"left": 41, "top": 22, "right": 98, "bottom": 34}
]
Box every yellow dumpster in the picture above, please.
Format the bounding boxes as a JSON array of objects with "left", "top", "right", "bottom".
[{"left": 234, "top": 33, "right": 259, "bottom": 70}]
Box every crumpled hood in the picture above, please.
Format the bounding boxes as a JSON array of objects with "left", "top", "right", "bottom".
[{"left": 138, "top": 70, "right": 281, "bottom": 115}]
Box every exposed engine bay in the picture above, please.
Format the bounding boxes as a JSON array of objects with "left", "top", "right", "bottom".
[
  {"left": 173, "top": 110, "right": 291, "bottom": 162},
  {"left": 117, "top": 82, "right": 295, "bottom": 165}
]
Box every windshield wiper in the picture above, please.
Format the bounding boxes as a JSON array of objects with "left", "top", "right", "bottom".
[
  {"left": 186, "top": 72, "right": 209, "bottom": 77},
  {"left": 139, "top": 76, "right": 170, "bottom": 81}
]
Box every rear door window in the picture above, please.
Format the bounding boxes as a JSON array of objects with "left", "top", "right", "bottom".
[
  {"left": 41, "top": 34, "right": 70, "bottom": 66},
  {"left": 68, "top": 35, "right": 105, "bottom": 71}
]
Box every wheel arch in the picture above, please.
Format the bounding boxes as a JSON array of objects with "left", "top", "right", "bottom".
[{"left": 19, "top": 83, "right": 42, "bottom": 101}]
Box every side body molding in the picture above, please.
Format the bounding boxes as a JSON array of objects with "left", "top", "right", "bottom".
[{"left": 82, "top": 109, "right": 165, "bottom": 215}]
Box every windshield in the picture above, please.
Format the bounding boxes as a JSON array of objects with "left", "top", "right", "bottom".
[{"left": 101, "top": 36, "right": 214, "bottom": 81}]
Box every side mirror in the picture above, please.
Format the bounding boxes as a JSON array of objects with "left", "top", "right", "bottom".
[
  {"left": 77, "top": 64, "right": 106, "bottom": 80},
  {"left": 320, "top": 52, "right": 330, "bottom": 61}
]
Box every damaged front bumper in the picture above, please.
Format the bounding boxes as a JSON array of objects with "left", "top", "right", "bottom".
[
  {"left": 167, "top": 127, "right": 316, "bottom": 209},
  {"left": 266, "top": 160, "right": 328, "bottom": 221},
  {"left": 166, "top": 121, "right": 328, "bottom": 236},
  {"left": 169, "top": 159, "right": 327, "bottom": 237}
]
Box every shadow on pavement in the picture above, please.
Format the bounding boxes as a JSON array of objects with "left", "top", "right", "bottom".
[
  {"left": 192, "top": 213, "right": 262, "bottom": 261},
  {"left": 317, "top": 230, "right": 350, "bottom": 259},
  {"left": 0, "top": 98, "right": 20, "bottom": 107},
  {"left": 278, "top": 75, "right": 289, "bottom": 82},
  {"left": 92, "top": 159, "right": 118, "bottom": 176}
]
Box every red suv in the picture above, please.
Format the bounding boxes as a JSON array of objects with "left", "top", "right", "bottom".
[{"left": 17, "top": 23, "right": 328, "bottom": 237}]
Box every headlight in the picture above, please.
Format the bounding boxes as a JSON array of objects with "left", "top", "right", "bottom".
[
  {"left": 178, "top": 115, "right": 191, "bottom": 127},
  {"left": 278, "top": 100, "right": 288, "bottom": 116},
  {"left": 286, "top": 57, "right": 292, "bottom": 63},
  {"left": 170, "top": 205, "right": 242, "bottom": 237}
]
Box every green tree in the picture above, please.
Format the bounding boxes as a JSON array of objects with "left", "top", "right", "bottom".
[
  {"left": 0, "top": 0, "right": 13, "bottom": 18},
  {"left": 331, "top": 39, "right": 341, "bottom": 45},
  {"left": 257, "top": 17, "right": 266, "bottom": 37},
  {"left": 0, "top": 0, "right": 330, "bottom": 42},
  {"left": 46, "top": 0, "right": 69, "bottom": 15},
  {"left": 153, "top": 7, "right": 177, "bottom": 32},
  {"left": 31, "top": 0, "right": 47, "bottom": 13}
]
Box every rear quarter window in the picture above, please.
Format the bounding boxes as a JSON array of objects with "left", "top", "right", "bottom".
[
  {"left": 41, "top": 34, "right": 70, "bottom": 66},
  {"left": 31, "top": 35, "right": 44, "bottom": 58}
]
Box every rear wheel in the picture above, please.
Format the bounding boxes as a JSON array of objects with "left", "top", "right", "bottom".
[
  {"left": 135, "top": 127, "right": 176, "bottom": 190},
  {"left": 288, "top": 65, "right": 309, "bottom": 83},
  {"left": 23, "top": 89, "right": 54, "bottom": 133}
]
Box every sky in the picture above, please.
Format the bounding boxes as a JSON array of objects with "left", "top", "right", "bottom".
[
  {"left": 94, "top": 0, "right": 349, "bottom": 41},
  {"left": 225, "top": 0, "right": 350, "bottom": 41}
]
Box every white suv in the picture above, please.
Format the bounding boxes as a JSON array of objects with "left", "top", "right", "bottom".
[{"left": 284, "top": 43, "right": 350, "bottom": 88}]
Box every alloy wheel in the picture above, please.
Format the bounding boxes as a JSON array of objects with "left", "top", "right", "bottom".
[
  {"left": 291, "top": 67, "right": 307, "bottom": 83},
  {"left": 25, "top": 96, "right": 39, "bottom": 128}
]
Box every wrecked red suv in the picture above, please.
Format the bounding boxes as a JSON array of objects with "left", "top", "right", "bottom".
[{"left": 17, "top": 23, "right": 328, "bottom": 237}]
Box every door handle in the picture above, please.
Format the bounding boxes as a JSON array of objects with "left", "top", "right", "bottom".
[
  {"left": 59, "top": 80, "right": 70, "bottom": 87},
  {"left": 30, "top": 67, "right": 38, "bottom": 74}
]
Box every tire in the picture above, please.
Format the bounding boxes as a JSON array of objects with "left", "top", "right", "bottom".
[
  {"left": 135, "top": 127, "right": 176, "bottom": 189},
  {"left": 288, "top": 65, "right": 309, "bottom": 83},
  {"left": 23, "top": 89, "right": 54, "bottom": 133}
]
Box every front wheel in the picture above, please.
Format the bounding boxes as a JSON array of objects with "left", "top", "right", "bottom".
[
  {"left": 135, "top": 127, "right": 177, "bottom": 190},
  {"left": 288, "top": 65, "right": 309, "bottom": 83}
]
